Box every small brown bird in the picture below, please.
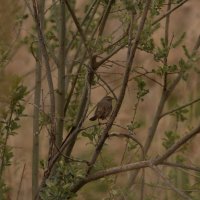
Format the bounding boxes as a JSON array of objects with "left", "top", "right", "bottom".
[{"left": 89, "top": 96, "right": 113, "bottom": 121}]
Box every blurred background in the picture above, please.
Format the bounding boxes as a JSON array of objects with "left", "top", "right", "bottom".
[{"left": 1, "top": 0, "right": 200, "bottom": 199}]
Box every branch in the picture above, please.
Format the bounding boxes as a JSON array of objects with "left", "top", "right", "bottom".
[
  {"left": 63, "top": 1, "right": 102, "bottom": 116},
  {"left": 192, "top": 34, "right": 200, "bottom": 54},
  {"left": 17, "top": 163, "right": 26, "bottom": 200},
  {"left": 69, "top": 122, "right": 200, "bottom": 192},
  {"left": 56, "top": 0, "right": 66, "bottom": 146},
  {"left": 155, "top": 124, "right": 200, "bottom": 164},
  {"left": 32, "top": 0, "right": 56, "bottom": 121},
  {"left": 97, "top": 0, "right": 189, "bottom": 68},
  {"left": 95, "top": 74, "right": 118, "bottom": 100},
  {"left": 64, "top": 64, "right": 82, "bottom": 117},
  {"left": 64, "top": 0, "right": 92, "bottom": 57},
  {"left": 32, "top": 0, "right": 45, "bottom": 198},
  {"left": 67, "top": 2, "right": 154, "bottom": 194},
  {"left": 87, "top": 0, "right": 152, "bottom": 174},
  {"left": 150, "top": 165, "right": 192, "bottom": 200},
  {"left": 47, "top": 58, "right": 98, "bottom": 173},
  {"left": 144, "top": 29, "right": 194, "bottom": 153},
  {"left": 98, "top": 0, "right": 115, "bottom": 36},
  {"left": 160, "top": 97, "right": 200, "bottom": 119},
  {"left": 109, "top": 132, "right": 144, "bottom": 159},
  {"left": 162, "top": 161, "right": 200, "bottom": 173},
  {"left": 71, "top": 160, "right": 150, "bottom": 191},
  {"left": 62, "top": 0, "right": 114, "bottom": 159},
  {"left": 124, "top": 8, "right": 199, "bottom": 189},
  {"left": 99, "top": 32, "right": 128, "bottom": 56},
  {"left": 152, "top": 0, "right": 188, "bottom": 25},
  {"left": 96, "top": 35, "right": 128, "bottom": 67},
  {"left": 144, "top": 93, "right": 167, "bottom": 153},
  {"left": 65, "top": 0, "right": 101, "bottom": 55}
]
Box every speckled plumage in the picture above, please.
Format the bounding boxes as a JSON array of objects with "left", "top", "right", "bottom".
[{"left": 90, "top": 96, "right": 113, "bottom": 121}]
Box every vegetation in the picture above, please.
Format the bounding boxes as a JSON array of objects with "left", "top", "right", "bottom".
[{"left": 0, "top": 0, "right": 200, "bottom": 199}]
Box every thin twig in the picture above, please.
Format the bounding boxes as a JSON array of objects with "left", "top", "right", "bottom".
[
  {"left": 150, "top": 165, "right": 192, "bottom": 200},
  {"left": 56, "top": 0, "right": 66, "bottom": 146},
  {"left": 16, "top": 163, "right": 26, "bottom": 200},
  {"left": 95, "top": 73, "right": 118, "bottom": 100},
  {"left": 109, "top": 132, "right": 144, "bottom": 159},
  {"left": 160, "top": 97, "right": 200, "bottom": 118},
  {"left": 162, "top": 162, "right": 200, "bottom": 172},
  {"left": 77, "top": 160, "right": 151, "bottom": 185},
  {"left": 65, "top": 0, "right": 101, "bottom": 55},
  {"left": 98, "top": 0, "right": 115, "bottom": 36},
  {"left": 155, "top": 124, "right": 200, "bottom": 164},
  {"left": 152, "top": 0, "right": 188, "bottom": 25},
  {"left": 64, "top": 0, "right": 92, "bottom": 57},
  {"left": 86, "top": 0, "right": 152, "bottom": 175},
  {"left": 61, "top": 123, "right": 200, "bottom": 192},
  {"left": 53, "top": 141, "right": 90, "bottom": 165},
  {"left": 32, "top": 0, "right": 56, "bottom": 123}
]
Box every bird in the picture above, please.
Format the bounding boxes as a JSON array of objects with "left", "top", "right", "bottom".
[{"left": 89, "top": 96, "right": 113, "bottom": 121}]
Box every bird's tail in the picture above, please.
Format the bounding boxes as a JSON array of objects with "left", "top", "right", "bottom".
[{"left": 89, "top": 115, "right": 97, "bottom": 121}]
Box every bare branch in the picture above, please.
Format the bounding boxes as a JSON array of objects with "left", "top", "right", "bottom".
[
  {"left": 68, "top": 122, "right": 200, "bottom": 193},
  {"left": 86, "top": 0, "right": 152, "bottom": 175},
  {"left": 71, "top": 160, "right": 150, "bottom": 192},
  {"left": 95, "top": 74, "right": 118, "bottom": 100},
  {"left": 56, "top": 0, "right": 66, "bottom": 146},
  {"left": 31, "top": 0, "right": 56, "bottom": 120},
  {"left": 155, "top": 124, "right": 200, "bottom": 164},
  {"left": 150, "top": 165, "right": 192, "bottom": 200},
  {"left": 162, "top": 162, "right": 200, "bottom": 173},
  {"left": 160, "top": 97, "right": 200, "bottom": 119},
  {"left": 17, "top": 163, "right": 26, "bottom": 200},
  {"left": 65, "top": 0, "right": 101, "bottom": 55},
  {"left": 152, "top": 0, "right": 188, "bottom": 26},
  {"left": 98, "top": 0, "right": 116, "bottom": 36},
  {"left": 192, "top": 34, "right": 200, "bottom": 53},
  {"left": 109, "top": 132, "right": 144, "bottom": 159},
  {"left": 64, "top": 0, "right": 92, "bottom": 57}
]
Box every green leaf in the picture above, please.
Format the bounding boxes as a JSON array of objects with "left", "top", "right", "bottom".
[
  {"left": 134, "top": 77, "right": 149, "bottom": 100},
  {"left": 172, "top": 32, "right": 186, "bottom": 48},
  {"left": 162, "top": 130, "right": 180, "bottom": 149},
  {"left": 127, "top": 121, "right": 141, "bottom": 131}
]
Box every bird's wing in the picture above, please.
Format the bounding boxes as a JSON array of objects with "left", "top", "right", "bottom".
[
  {"left": 102, "top": 103, "right": 112, "bottom": 119},
  {"left": 95, "top": 104, "right": 105, "bottom": 117}
]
